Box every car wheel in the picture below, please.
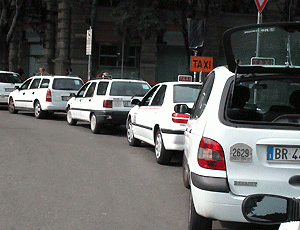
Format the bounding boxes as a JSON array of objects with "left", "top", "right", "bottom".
[
  {"left": 90, "top": 113, "right": 100, "bottom": 134},
  {"left": 66, "top": 108, "right": 77, "bottom": 126},
  {"left": 188, "top": 192, "right": 212, "bottom": 230},
  {"left": 183, "top": 154, "right": 191, "bottom": 189},
  {"left": 155, "top": 129, "right": 172, "bottom": 165},
  {"left": 8, "top": 97, "right": 18, "bottom": 114},
  {"left": 34, "top": 101, "right": 45, "bottom": 119},
  {"left": 126, "top": 118, "right": 141, "bottom": 146}
]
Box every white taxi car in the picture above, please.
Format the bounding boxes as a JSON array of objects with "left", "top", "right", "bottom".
[
  {"left": 8, "top": 75, "right": 83, "bottom": 118},
  {"left": 66, "top": 78, "right": 151, "bottom": 134},
  {"left": 0, "top": 71, "right": 22, "bottom": 104},
  {"left": 126, "top": 77, "right": 202, "bottom": 164},
  {"left": 174, "top": 22, "right": 300, "bottom": 229}
]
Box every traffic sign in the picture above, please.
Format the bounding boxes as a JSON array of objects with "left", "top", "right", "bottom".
[
  {"left": 86, "top": 29, "right": 92, "bottom": 56},
  {"left": 254, "top": 0, "right": 269, "bottom": 13},
  {"left": 190, "top": 56, "right": 213, "bottom": 73}
]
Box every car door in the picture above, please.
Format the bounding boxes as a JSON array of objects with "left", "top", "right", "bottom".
[
  {"left": 80, "top": 82, "right": 97, "bottom": 121},
  {"left": 133, "top": 85, "right": 160, "bottom": 143},
  {"left": 26, "top": 78, "right": 41, "bottom": 108},
  {"left": 13, "top": 78, "right": 33, "bottom": 108},
  {"left": 70, "top": 82, "right": 90, "bottom": 119}
]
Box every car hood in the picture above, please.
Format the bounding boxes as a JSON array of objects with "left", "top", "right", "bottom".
[{"left": 223, "top": 22, "right": 300, "bottom": 74}]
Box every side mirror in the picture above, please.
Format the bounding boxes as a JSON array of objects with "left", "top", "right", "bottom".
[
  {"left": 242, "top": 194, "right": 300, "bottom": 224},
  {"left": 174, "top": 104, "right": 190, "bottom": 114},
  {"left": 131, "top": 98, "right": 141, "bottom": 106},
  {"left": 15, "top": 86, "right": 19, "bottom": 90}
]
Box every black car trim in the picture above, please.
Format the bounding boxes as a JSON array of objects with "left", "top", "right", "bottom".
[
  {"left": 14, "top": 100, "right": 33, "bottom": 103},
  {"left": 191, "top": 172, "right": 230, "bottom": 193},
  {"left": 161, "top": 128, "right": 184, "bottom": 135},
  {"left": 133, "top": 123, "right": 152, "bottom": 131}
]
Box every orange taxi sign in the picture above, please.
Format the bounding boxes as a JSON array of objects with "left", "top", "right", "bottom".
[
  {"left": 190, "top": 56, "right": 213, "bottom": 73},
  {"left": 178, "top": 75, "right": 192, "bottom": 82}
]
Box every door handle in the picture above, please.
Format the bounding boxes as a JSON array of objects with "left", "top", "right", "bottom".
[
  {"left": 89, "top": 99, "right": 91, "bottom": 102},
  {"left": 186, "top": 128, "right": 192, "bottom": 133},
  {"left": 32, "top": 92, "right": 34, "bottom": 94},
  {"left": 23, "top": 92, "right": 25, "bottom": 95}
]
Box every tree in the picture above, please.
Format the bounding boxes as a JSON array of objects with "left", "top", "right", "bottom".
[{"left": 0, "top": 0, "right": 25, "bottom": 70}]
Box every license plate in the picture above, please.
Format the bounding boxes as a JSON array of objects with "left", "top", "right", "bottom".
[
  {"left": 230, "top": 143, "right": 252, "bottom": 163},
  {"left": 123, "top": 101, "right": 132, "bottom": 107},
  {"left": 5, "top": 88, "right": 14, "bottom": 92},
  {"left": 267, "top": 146, "right": 300, "bottom": 162},
  {"left": 61, "top": 96, "right": 70, "bottom": 101}
]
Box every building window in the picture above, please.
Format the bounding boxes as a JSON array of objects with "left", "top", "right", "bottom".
[{"left": 99, "top": 44, "right": 140, "bottom": 68}]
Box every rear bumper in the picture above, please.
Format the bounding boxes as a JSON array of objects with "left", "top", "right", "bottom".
[
  {"left": 94, "top": 110, "right": 128, "bottom": 125},
  {"left": 191, "top": 172, "right": 247, "bottom": 223},
  {"left": 161, "top": 129, "right": 185, "bottom": 151}
]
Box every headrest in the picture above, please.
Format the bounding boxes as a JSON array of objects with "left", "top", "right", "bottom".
[
  {"left": 231, "top": 85, "right": 250, "bottom": 108},
  {"left": 289, "top": 90, "right": 300, "bottom": 109}
]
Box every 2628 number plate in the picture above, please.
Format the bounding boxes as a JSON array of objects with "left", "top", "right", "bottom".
[{"left": 230, "top": 143, "right": 252, "bottom": 163}]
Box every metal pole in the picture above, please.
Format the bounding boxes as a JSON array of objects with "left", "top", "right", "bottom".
[
  {"left": 193, "top": 50, "right": 197, "bottom": 82},
  {"left": 121, "top": 38, "right": 124, "bottom": 79},
  {"left": 88, "top": 54, "right": 91, "bottom": 80},
  {"left": 256, "top": 12, "right": 262, "bottom": 57}
]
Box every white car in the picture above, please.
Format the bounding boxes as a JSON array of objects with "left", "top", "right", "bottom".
[
  {"left": 8, "top": 75, "right": 84, "bottom": 118},
  {"left": 0, "top": 71, "right": 22, "bottom": 105},
  {"left": 66, "top": 78, "right": 151, "bottom": 133},
  {"left": 174, "top": 22, "right": 300, "bottom": 229},
  {"left": 126, "top": 79, "right": 202, "bottom": 164}
]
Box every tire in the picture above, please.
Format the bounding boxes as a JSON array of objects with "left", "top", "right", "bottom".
[
  {"left": 8, "top": 97, "right": 18, "bottom": 114},
  {"left": 66, "top": 108, "right": 77, "bottom": 126},
  {"left": 126, "top": 118, "right": 141, "bottom": 146},
  {"left": 188, "top": 192, "right": 212, "bottom": 230},
  {"left": 183, "top": 154, "right": 191, "bottom": 189},
  {"left": 90, "top": 113, "right": 100, "bottom": 134},
  {"left": 155, "top": 129, "right": 172, "bottom": 165},
  {"left": 34, "top": 101, "right": 45, "bottom": 119}
]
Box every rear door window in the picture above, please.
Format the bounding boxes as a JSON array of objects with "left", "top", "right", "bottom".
[
  {"left": 97, "top": 82, "right": 109, "bottom": 95},
  {"left": 29, "top": 78, "right": 41, "bottom": 89},
  {"left": 40, "top": 79, "right": 50, "bottom": 88}
]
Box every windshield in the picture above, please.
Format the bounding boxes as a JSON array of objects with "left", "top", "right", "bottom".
[
  {"left": 0, "top": 73, "right": 22, "bottom": 83},
  {"left": 173, "top": 84, "right": 201, "bottom": 103},
  {"left": 226, "top": 75, "right": 300, "bottom": 126},
  {"left": 224, "top": 23, "right": 300, "bottom": 73},
  {"left": 52, "top": 78, "right": 83, "bottom": 90}
]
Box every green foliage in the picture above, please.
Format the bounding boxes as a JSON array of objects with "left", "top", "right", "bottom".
[{"left": 112, "top": 1, "right": 165, "bottom": 40}]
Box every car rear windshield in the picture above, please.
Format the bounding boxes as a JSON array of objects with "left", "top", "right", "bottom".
[
  {"left": 226, "top": 75, "right": 300, "bottom": 126},
  {"left": 109, "top": 81, "right": 150, "bottom": 96},
  {"left": 0, "top": 73, "right": 22, "bottom": 83},
  {"left": 173, "top": 84, "right": 201, "bottom": 103},
  {"left": 52, "top": 78, "right": 83, "bottom": 90}
]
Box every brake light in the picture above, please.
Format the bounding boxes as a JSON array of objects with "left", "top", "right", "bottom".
[
  {"left": 46, "top": 89, "right": 52, "bottom": 102},
  {"left": 172, "top": 113, "right": 190, "bottom": 124},
  {"left": 103, "top": 100, "right": 113, "bottom": 108},
  {"left": 198, "top": 137, "right": 225, "bottom": 170}
]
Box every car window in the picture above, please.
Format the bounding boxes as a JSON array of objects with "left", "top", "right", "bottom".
[
  {"left": 97, "top": 82, "right": 109, "bottom": 95},
  {"left": 52, "top": 78, "right": 83, "bottom": 90},
  {"left": 151, "top": 85, "right": 166, "bottom": 106},
  {"left": 190, "top": 72, "right": 215, "bottom": 119},
  {"left": 40, "top": 79, "right": 50, "bottom": 88},
  {"left": 0, "top": 73, "right": 22, "bottom": 83},
  {"left": 226, "top": 75, "right": 300, "bottom": 124},
  {"left": 141, "top": 85, "right": 160, "bottom": 106},
  {"left": 77, "top": 82, "right": 90, "bottom": 97},
  {"left": 173, "top": 84, "right": 201, "bottom": 103},
  {"left": 29, "top": 78, "right": 41, "bottom": 89},
  {"left": 85, "top": 82, "right": 96, "bottom": 97},
  {"left": 19, "top": 79, "right": 32, "bottom": 90},
  {"left": 110, "top": 81, "right": 150, "bottom": 96}
]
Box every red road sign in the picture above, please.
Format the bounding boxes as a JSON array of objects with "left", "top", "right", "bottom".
[{"left": 254, "top": 0, "right": 269, "bottom": 13}]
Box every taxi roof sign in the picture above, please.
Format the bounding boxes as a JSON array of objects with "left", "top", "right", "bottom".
[
  {"left": 178, "top": 75, "right": 192, "bottom": 82},
  {"left": 190, "top": 56, "right": 213, "bottom": 73}
]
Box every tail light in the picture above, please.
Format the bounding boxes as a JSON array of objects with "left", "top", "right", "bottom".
[
  {"left": 46, "top": 89, "right": 52, "bottom": 102},
  {"left": 103, "top": 100, "right": 113, "bottom": 108},
  {"left": 172, "top": 113, "right": 190, "bottom": 124},
  {"left": 198, "top": 137, "right": 225, "bottom": 170}
]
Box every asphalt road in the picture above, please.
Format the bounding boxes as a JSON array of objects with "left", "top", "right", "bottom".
[{"left": 0, "top": 107, "right": 280, "bottom": 230}]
